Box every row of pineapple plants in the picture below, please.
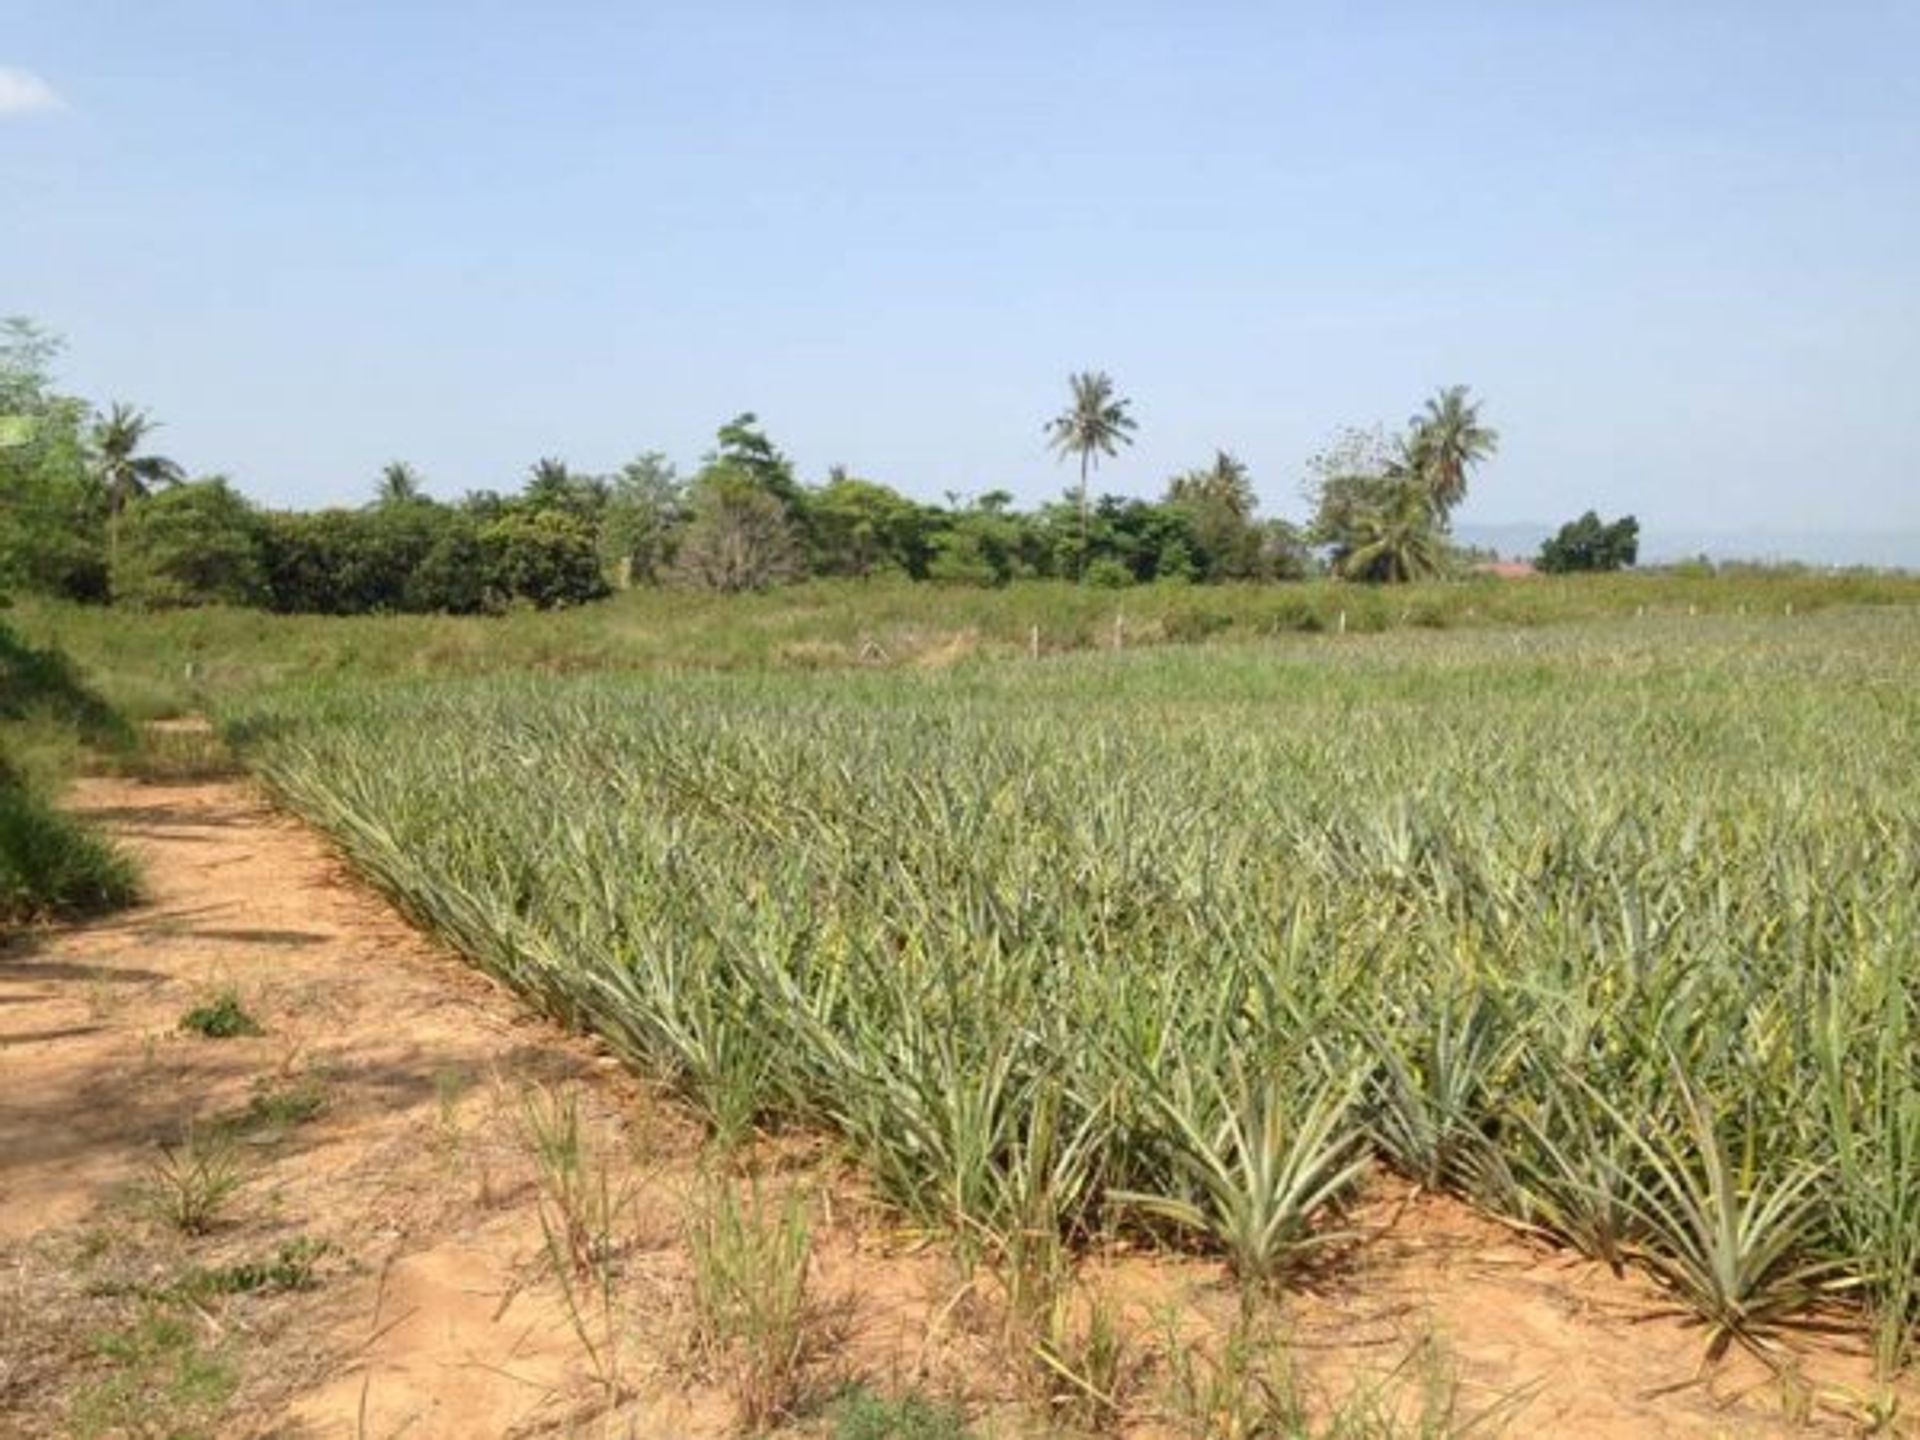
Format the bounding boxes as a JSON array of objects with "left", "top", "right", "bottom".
[{"left": 230, "top": 614, "right": 1920, "bottom": 1370}]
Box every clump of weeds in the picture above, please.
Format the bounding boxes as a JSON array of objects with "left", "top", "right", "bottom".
[{"left": 178, "top": 987, "right": 261, "bottom": 1040}]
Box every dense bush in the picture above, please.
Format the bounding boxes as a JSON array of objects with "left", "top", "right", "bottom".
[
  {"left": 265, "top": 505, "right": 446, "bottom": 613},
  {"left": 262, "top": 504, "right": 605, "bottom": 614},
  {"left": 0, "top": 621, "right": 130, "bottom": 746},
  {"left": 407, "top": 521, "right": 494, "bottom": 614},
  {"left": 113, "top": 479, "right": 270, "bottom": 609},
  {"left": 0, "top": 758, "right": 138, "bottom": 924},
  {"left": 0, "top": 621, "right": 137, "bottom": 926},
  {"left": 479, "top": 510, "right": 610, "bottom": 609}
]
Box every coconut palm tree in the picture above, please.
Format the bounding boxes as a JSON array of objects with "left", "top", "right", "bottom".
[
  {"left": 375, "top": 460, "right": 424, "bottom": 506},
  {"left": 520, "top": 456, "right": 611, "bottom": 523},
  {"left": 1407, "top": 385, "right": 1498, "bottom": 519},
  {"left": 1335, "top": 477, "right": 1449, "bottom": 583},
  {"left": 91, "top": 402, "right": 183, "bottom": 568},
  {"left": 1045, "top": 371, "right": 1137, "bottom": 579},
  {"left": 1167, "top": 450, "right": 1256, "bottom": 520},
  {"left": 1167, "top": 451, "right": 1261, "bottom": 580},
  {"left": 526, "top": 456, "right": 571, "bottom": 493}
]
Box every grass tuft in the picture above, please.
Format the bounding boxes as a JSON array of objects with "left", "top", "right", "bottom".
[
  {"left": 141, "top": 1128, "right": 244, "bottom": 1235},
  {"left": 687, "top": 1176, "right": 831, "bottom": 1430}
]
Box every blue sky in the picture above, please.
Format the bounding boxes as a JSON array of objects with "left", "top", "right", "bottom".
[{"left": 4, "top": 2, "right": 1916, "bottom": 543}]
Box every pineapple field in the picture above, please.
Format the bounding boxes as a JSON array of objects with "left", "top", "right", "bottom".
[{"left": 228, "top": 608, "right": 1920, "bottom": 1374}]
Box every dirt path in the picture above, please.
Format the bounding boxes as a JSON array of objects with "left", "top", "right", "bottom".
[
  {"left": 0, "top": 777, "right": 718, "bottom": 1438},
  {"left": 0, "top": 777, "right": 1904, "bottom": 1437}
]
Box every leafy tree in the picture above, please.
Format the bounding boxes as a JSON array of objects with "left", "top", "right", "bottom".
[
  {"left": 1538, "top": 511, "right": 1639, "bottom": 573},
  {"left": 1306, "top": 427, "right": 1405, "bottom": 566},
  {"left": 672, "top": 468, "right": 801, "bottom": 592},
  {"left": 601, "top": 452, "right": 683, "bottom": 585},
  {"left": 264, "top": 510, "right": 367, "bottom": 613},
  {"left": 1026, "top": 492, "right": 1198, "bottom": 584},
  {"left": 113, "top": 478, "right": 268, "bottom": 608},
  {"left": 1166, "top": 450, "right": 1261, "bottom": 580},
  {"left": 1253, "top": 519, "right": 1313, "bottom": 581},
  {"left": 926, "top": 491, "right": 1031, "bottom": 586},
  {"left": 666, "top": 415, "right": 810, "bottom": 590},
  {"left": 264, "top": 504, "right": 447, "bottom": 613},
  {"left": 1154, "top": 535, "right": 1197, "bottom": 582},
  {"left": 0, "top": 319, "right": 104, "bottom": 601},
  {"left": 1097, "top": 495, "right": 1196, "bottom": 583},
  {"left": 0, "top": 318, "right": 62, "bottom": 427},
  {"left": 1045, "top": 372, "right": 1137, "bottom": 578},
  {"left": 1033, "top": 498, "right": 1093, "bottom": 580},
  {"left": 479, "top": 510, "right": 609, "bottom": 608},
  {"left": 91, "top": 402, "right": 184, "bottom": 572},
  {"left": 810, "top": 473, "right": 932, "bottom": 578},
  {"left": 358, "top": 502, "right": 444, "bottom": 603},
  {"left": 407, "top": 519, "right": 493, "bottom": 613},
  {"left": 1406, "top": 385, "right": 1498, "bottom": 519},
  {"left": 926, "top": 524, "right": 1003, "bottom": 585},
  {"left": 712, "top": 414, "right": 803, "bottom": 509}
]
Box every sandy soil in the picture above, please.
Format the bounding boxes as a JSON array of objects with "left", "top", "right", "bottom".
[{"left": 0, "top": 775, "right": 1906, "bottom": 1437}]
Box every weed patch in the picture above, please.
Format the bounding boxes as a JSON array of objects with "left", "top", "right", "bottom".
[
  {"left": 827, "top": 1385, "right": 975, "bottom": 1440},
  {"left": 171, "top": 1237, "right": 331, "bottom": 1302},
  {"left": 178, "top": 987, "right": 261, "bottom": 1039},
  {"left": 69, "top": 1307, "right": 237, "bottom": 1440}
]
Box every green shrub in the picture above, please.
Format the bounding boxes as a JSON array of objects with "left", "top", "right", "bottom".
[
  {"left": 407, "top": 522, "right": 494, "bottom": 614},
  {"left": 172, "top": 1237, "right": 330, "bottom": 1300},
  {"left": 0, "top": 761, "right": 138, "bottom": 925},
  {"left": 113, "top": 479, "right": 269, "bottom": 609},
  {"left": 0, "top": 622, "right": 130, "bottom": 747},
  {"left": 178, "top": 988, "right": 261, "bottom": 1039},
  {"left": 264, "top": 504, "right": 449, "bottom": 614},
  {"left": 482, "top": 510, "right": 610, "bottom": 609},
  {"left": 1160, "top": 607, "right": 1234, "bottom": 643},
  {"left": 828, "top": 1385, "right": 974, "bottom": 1440}
]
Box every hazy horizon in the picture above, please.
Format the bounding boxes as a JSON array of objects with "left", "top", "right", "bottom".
[
  {"left": 6, "top": 4, "right": 1915, "bottom": 540},
  {"left": 1454, "top": 522, "right": 1920, "bottom": 571}
]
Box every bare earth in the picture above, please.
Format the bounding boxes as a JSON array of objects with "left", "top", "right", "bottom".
[{"left": 0, "top": 776, "right": 1906, "bottom": 1437}]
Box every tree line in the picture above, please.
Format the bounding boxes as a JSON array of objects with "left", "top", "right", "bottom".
[{"left": 2, "top": 318, "right": 1635, "bottom": 613}]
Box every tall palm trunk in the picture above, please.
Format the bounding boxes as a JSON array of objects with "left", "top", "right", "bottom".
[{"left": 1078, "top": 450, "right": 1090, "bottom": 582}]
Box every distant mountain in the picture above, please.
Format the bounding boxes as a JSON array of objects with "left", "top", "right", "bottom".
[{"left": 1456, "top": 523, "right": 1920, "bottom": 571}]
